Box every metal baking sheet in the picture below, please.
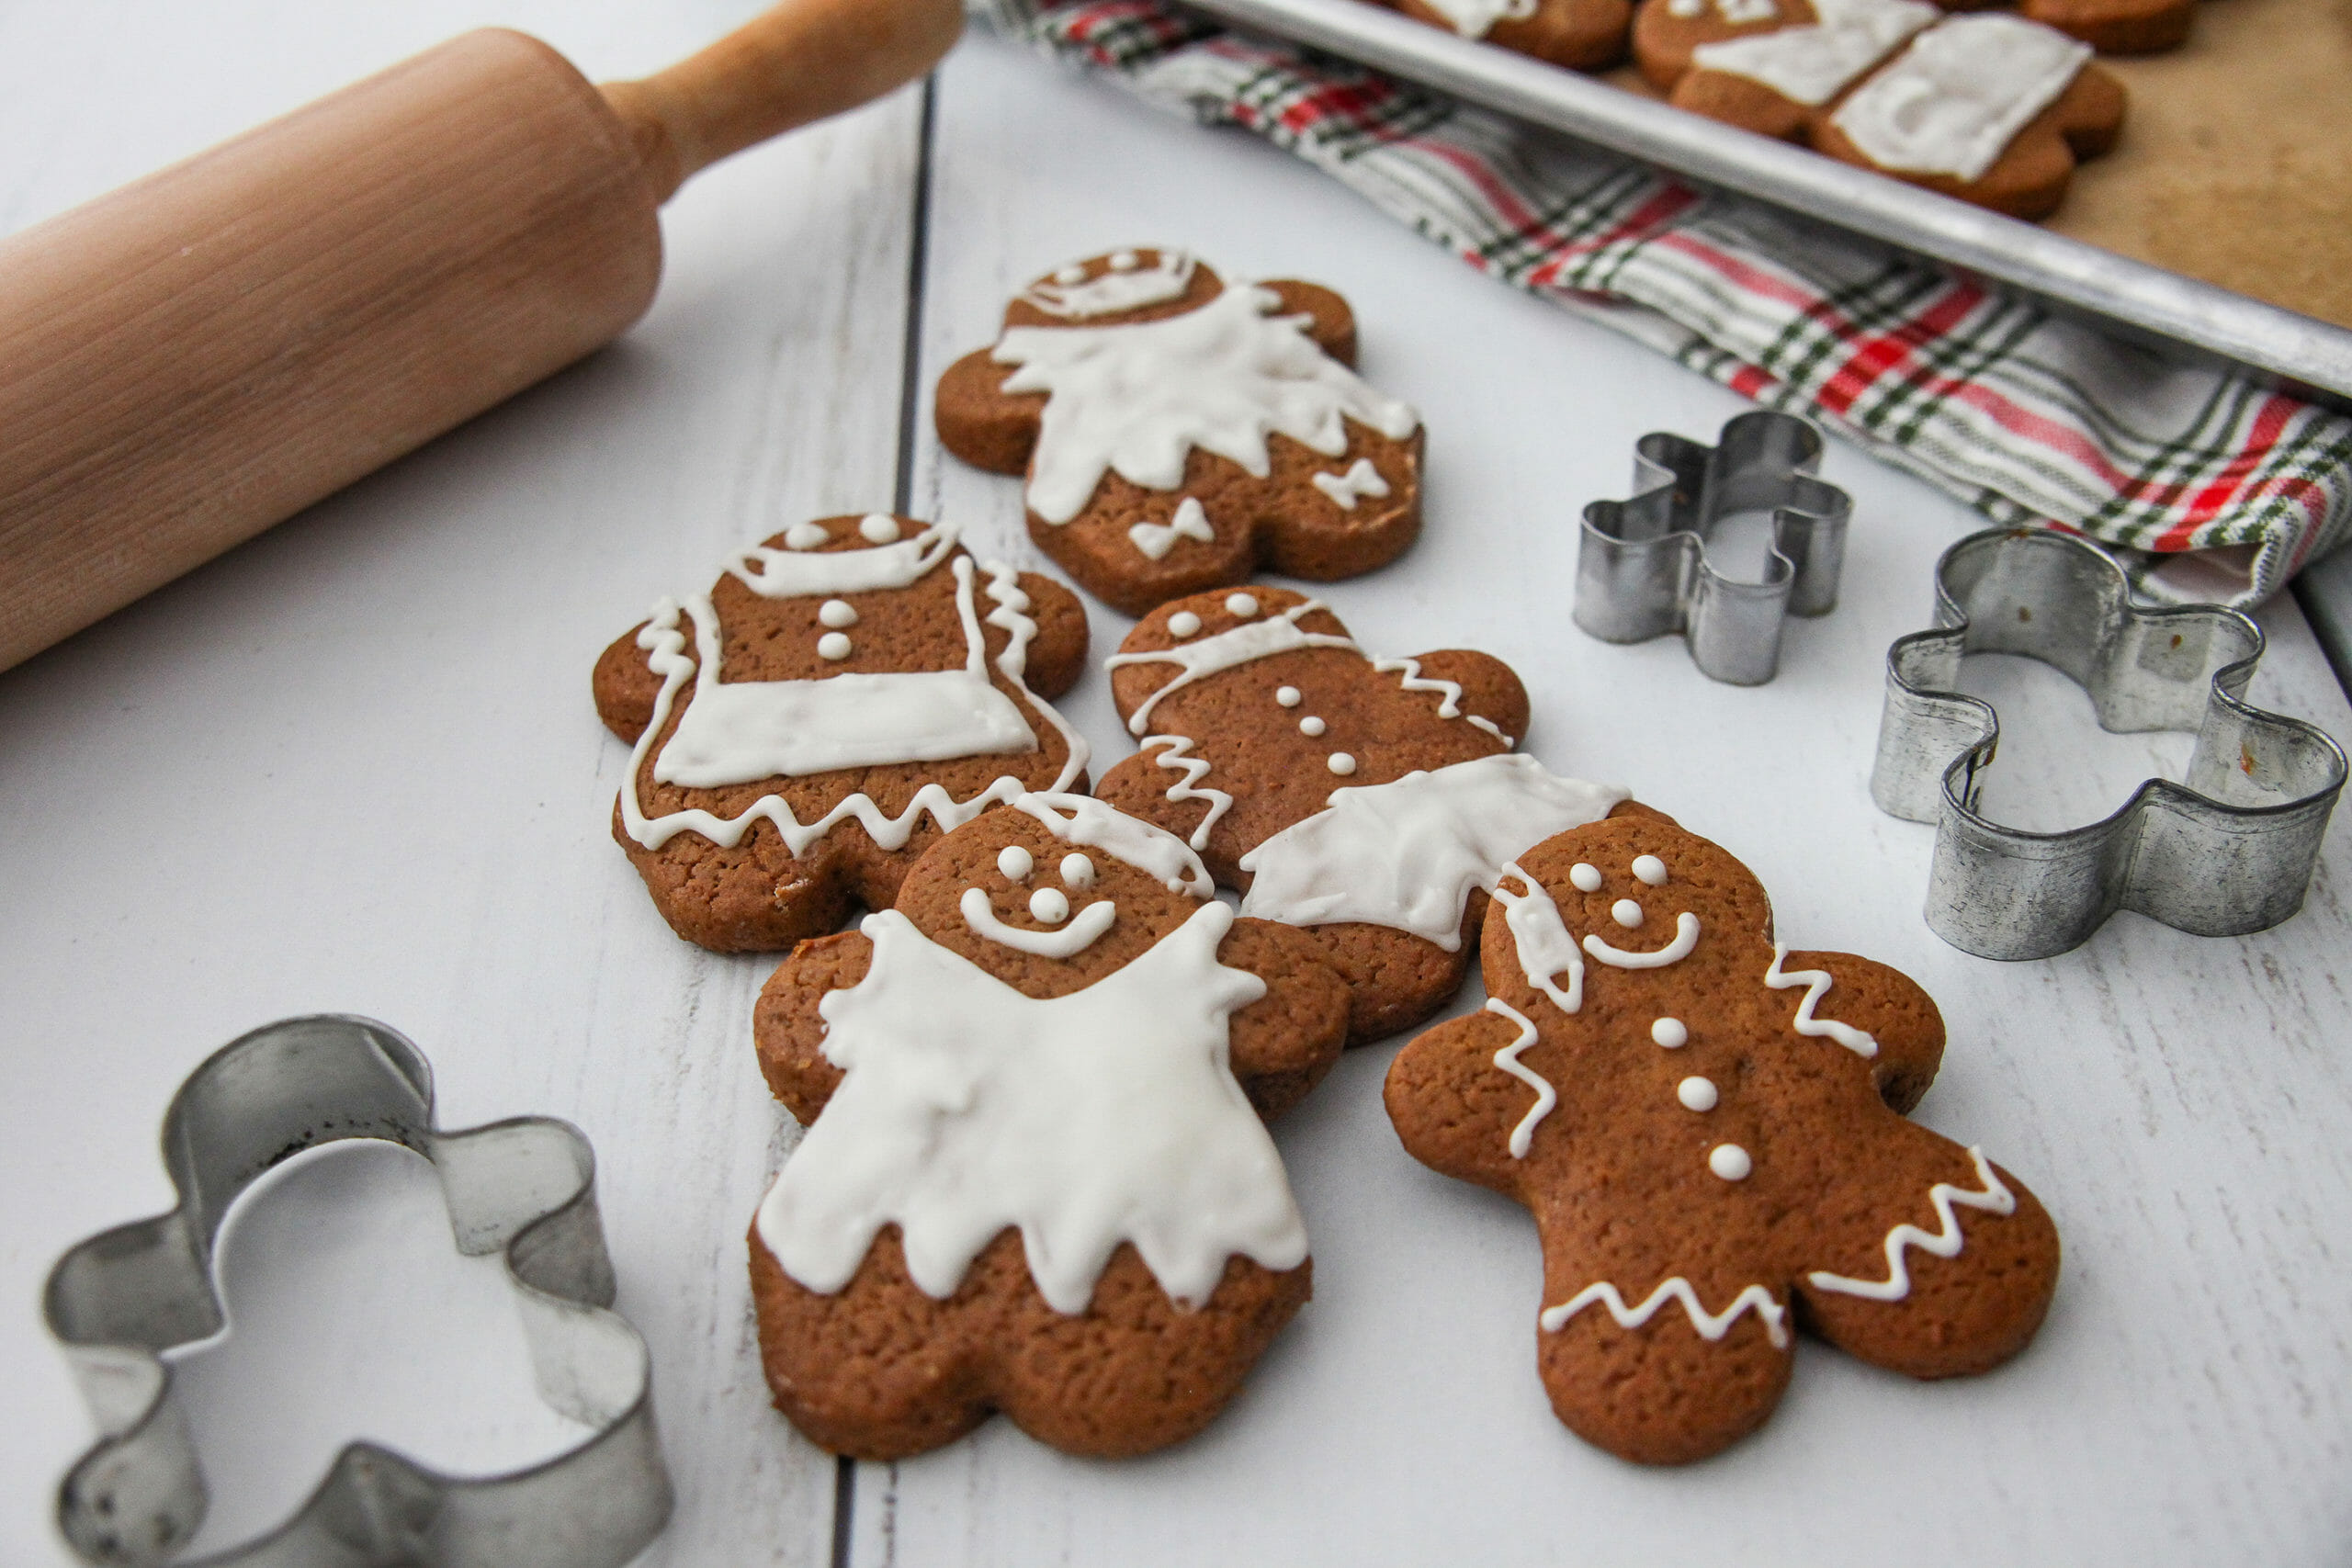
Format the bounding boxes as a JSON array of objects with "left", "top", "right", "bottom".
[{"left": 1182, "top": 0, "right": 2352, "bottom": 412}]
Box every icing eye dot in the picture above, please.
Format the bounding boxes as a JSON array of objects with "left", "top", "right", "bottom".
[
  {"left": 1275, "top": 686, "right": 1302, "bottom": 707},
  {"left": 783, "top": 521, "right": 829, "bottom": 550},
  {"left": 1053, "top": 264, "right": 1088, "bottom": 284},
  {"left": 1299, "top": 716, "right": 1327, "bottom": 737},
  {"left": 1168, "top": 611, "right": 1203, "bottom": 638},
  {"left": 1328, "top": 752, "right": 1357, "bottom": 775},
  {"left": 1632, "top": 854, "right": 1668, "bottom": 886},
  {"left": 1678, "top": 1077, "right": 1719, "bottom": 1112},
  {"left": 1651, "top": 1017, "right": 1689, "bottom": 1048},
  {"left": 1569, "top": 863, "right": 1604, "bottom": 893},
  {"left": 1029, "top": 887, "right": 1070, "bottom": 925},
  {"left": 997, "top": 845, "right": 1034, "bottom": 880},
  {"left": 817, "top": 632, "right": 854, "bottom": 660},
  {"left": 1060, "top": 852, "right": 1095, "bottom": 888},
  {"left": 818, "top": 599, "right": 858, "bottom": 628},
  {"left": 1708, "top": 1144, "right": 1752, "bottom": 1181},
  {"left": 1611, "top": 898, "right": 1644, "bottom": 929},
  {"left": 858, "top": 514, "right": 900, "bottom": 543},
  {"left": 1109, "top": 250, "right": 1139, "bottom": 271},
  {"left": 1225, "top": 592, "right": 1260, "bottom": 617}
]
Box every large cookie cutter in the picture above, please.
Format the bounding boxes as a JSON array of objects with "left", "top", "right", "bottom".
[
  {"left": 1871, "top": 527, "right": 2347, "bottom": 961},
  {"left": 1575, "top": 411, "right": 1853, "bottom": 685},
  {"left": 42, "top": 1015, "right": 673, "bottom": 1568}
]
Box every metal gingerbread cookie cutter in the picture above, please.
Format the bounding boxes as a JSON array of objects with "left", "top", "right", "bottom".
[
  {"left": 1575, "top": 411, "right": 1853, "bottom": 686},
  {"left": 42, "top": 1015, "right": 673, "bottom": 1568},
  {"left": 1871, "top": 527, "right": 2347, "bottom": 961}
]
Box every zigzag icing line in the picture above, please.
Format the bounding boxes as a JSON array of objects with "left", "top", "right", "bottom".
[
  {"left": 1370, "top": 657, "right": 1511, "bottom": 744},
  {"left": 1805, "top": 1147, "right": 2015, "bottom": 1302},
  {"left": 620, "top": 555, "right": 1085, "bottom": 853},
  {"left": 1764, "top": 942, "right": 1878, "bottom": 1057},
  {"left": 1485, "top": 998, "right": 1555, "bottom": 1159},
  {"left": 1139, "top": 734, "right": 1233, "bottom": 851},
  {"left": 1541, "top": 1277, "right": 1790, "bottom": 1350},
  {"left": 980, "top": 559, "right": 1092, "bottom": 786}
]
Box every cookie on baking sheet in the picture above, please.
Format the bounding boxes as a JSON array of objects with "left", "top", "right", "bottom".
[
  {"left": 1637, "top": 0, "right": 2123, "bottom": 219},
  {"left": 748, "top": 794, "right": 1350, "bottom": 1459},
  {"left": 2010, "top": 0, "right": 2196, "bottom": 55},
  {"left": 1385, "top": 813, "right": 2061, "bottom": 1464},
  {"left": 594, "top": 514, "right": 1089, "bottom": 952},
  {"left": 1390, "top": 0, "right": 1634, "bottom": 71},
  {"left": 934, "top": 248, "right": 1424, "bottom": 616},
  {"left": 1093, "top": 586, "right": 1634, "bottom": 1044}
]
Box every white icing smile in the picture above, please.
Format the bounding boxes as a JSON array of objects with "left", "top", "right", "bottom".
[
  {"left": 960, "top": 886, "right": 1117, "bottom": 958},
  {"left": 1582, "top": 912, "right": 1702, "bottom": 968},
  {"left": 1020, "top": 249, "right": 1195, "bottom": 320}
]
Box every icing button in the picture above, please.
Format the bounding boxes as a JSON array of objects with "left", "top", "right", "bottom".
[
  {"left": 1327, "top": 752, "right": 1357, "bottom": 776},
  {"left": 1651, "top": 1018, "right": 1689, "bottom": 1048},
  {"left": 1029, "top": 887, "right": 1071, "bottom": 925},
  {"left": 1611, "top": 899, "right": 1644, "bottom": 929},
  {"left": 817, "top": 632, "right": 853, "bottom": 661},
  {"left": 1275, "top": 685, "right": 1302, "bottom": 707},
  {"left": 1225, "top": 592, "right": 1260, "bottom": 618},
  {"left": 1633, "top": 854, "right": 1668, "bottom": 886},
  {"left": 998, "top": 846, "right": 1035, "bottom": 881},
  {"left": 1168, "top": 611, "right": 1203, "bottom": 638},
  {"left": 1709, "top": 1144, "right": 1752, "bottom": 1181},
  {"left": 1299, "top": 716, "right": 1327, "bottom": 737},
  {"left": 1678, "top": 1077, "right": 1719, "bottom": 1111},
  {"left": 1569, "top": 863, "right": 1604, "bottom": 893},
  {"left": 858, "top": 514, "right": 900, "bottom": 543},
  {"left": 818, "top": 599, "right": 858, "bottom": 629}
]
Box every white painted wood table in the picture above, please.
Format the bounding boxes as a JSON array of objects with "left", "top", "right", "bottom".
[{"left": 5, "top": 6, "right": 2348, "bottom": 1564}]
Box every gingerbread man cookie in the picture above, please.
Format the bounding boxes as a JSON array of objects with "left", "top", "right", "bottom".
[
  {"left": 1095, "top": 587, "right": 1631, "bottom": 1043},
  {"left": 1385, "top": 813, "right": 2061, "bottom": 1464},
  {"left": 594, "top": 514, "right": 1089, "bottom": 952},
  {"left": 749, "top": 794, "right": 1350, "bottom": 1458},
  {"left": 1389, "top": 0, "right": 1634, "bottom": 71},
  {"left": 935, "top": 248, "right": 1424, "bottom": 615},
  {"left": 1636, "top": 0, "right": 2124, "bottom": 218}
]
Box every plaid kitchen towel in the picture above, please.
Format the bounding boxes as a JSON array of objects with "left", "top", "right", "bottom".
[{"left": 974, "top": 0, "right": 2352, "bottom": 604}]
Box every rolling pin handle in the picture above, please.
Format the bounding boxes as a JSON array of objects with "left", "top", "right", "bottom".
[{"left": 600, "top": 0, "right": 964, "bottom": 203}]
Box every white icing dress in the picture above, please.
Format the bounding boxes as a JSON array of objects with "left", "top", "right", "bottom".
[{"left": 755, "top": 899, "right": 1309, "bottom": 1315}]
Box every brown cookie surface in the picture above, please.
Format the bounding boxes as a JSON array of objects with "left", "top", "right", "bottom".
[
  {"left": 1095, "top": 586, "right": 1630, "bottom": 1044},
  {"left": 1385, "top": 815, "right": 2061, "bottom": 1464},
  {"left": 1394, "top": 0, "right": 1634, "bottom": 69},
  {"left": 749, "top": 795, "right": 1350, "bottom": 1460},
  {"left": 1811, "top": 47, "right": 2124, "bottom": 220},
  {"left": 594, "top": 514, "right": 1089, "bottom": 952},
  {"left": 1640, "top": 0, "right": 2123, "bottom": 218},
  {"left": 935, "top": 250, "right": 1424, "bottom": 615},
  {"left": 2016, "top": 0, "right": 2195, "bottom": 52}
]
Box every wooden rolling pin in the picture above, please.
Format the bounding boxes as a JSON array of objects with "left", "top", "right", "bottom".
[{"left": 0, "top": 0, "right": 961, "bottom": 674}]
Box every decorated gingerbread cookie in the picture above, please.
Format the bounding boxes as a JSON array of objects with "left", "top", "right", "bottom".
[
  {"left": 594, "top": 514, "right": 1089, "bottom": 952},
  {"left": 1385, "top": 813, "right": 2061, "bottom": 1464},
  {"left": 1390, "top": 0, "right": 1634, "bottom": 71},
  {"left": 2010, "top": 0, "right": 2196, "bottom": 54},
  {"left": 748, "top": 794, "right": 1351, "bottom": 1459},
  {"left": 1095, "top": 587, "right": 1631, "bottom": 1043},
  {"left": 934, "top": 248, "right": 1424, "bottom": 615},
  {"left": 1636, "top": 0, "right": 2124, "bottom": 218}
]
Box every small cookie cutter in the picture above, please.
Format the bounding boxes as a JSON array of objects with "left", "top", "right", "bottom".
[
  {"left": 1575, "top": 411, "right": 1853, "bottom": 685},
  {"left": 43, "top": 1015, "right": 673, "bottom": 1568},
  {"left": 1871, "top": 527, "right": 2347, "bottom": 961}
]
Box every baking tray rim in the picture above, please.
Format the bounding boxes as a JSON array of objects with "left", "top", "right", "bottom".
[{"left": 1180, "top": 0, "right": 2352, "bottom": 415}]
